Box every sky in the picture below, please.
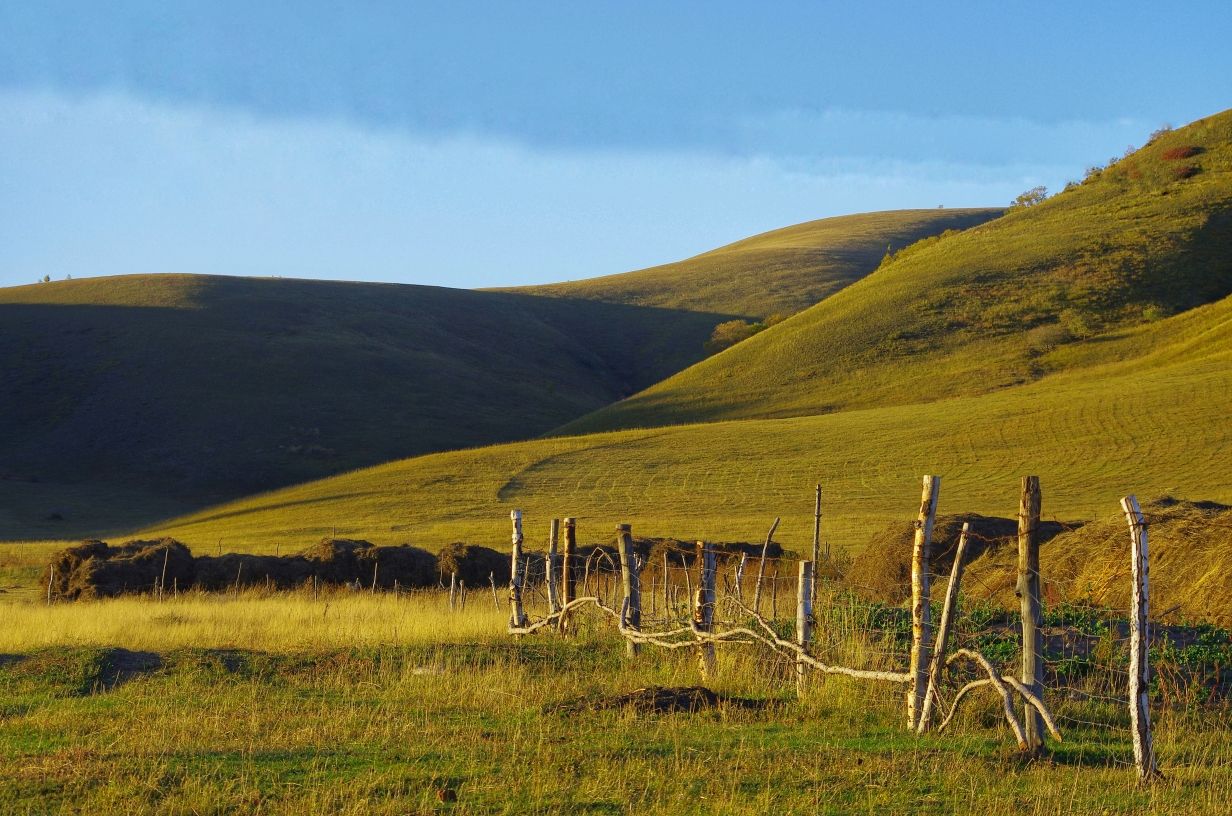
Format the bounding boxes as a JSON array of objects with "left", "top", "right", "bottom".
[{"left": 2, "top": 1, "right": 1230, "bottom": 290}]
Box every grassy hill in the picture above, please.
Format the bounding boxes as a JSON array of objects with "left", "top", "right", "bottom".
[
  {"left": 141, "top": 284, "right": 1232, "bottom": 560},
  {"left": 562, "top": 111, "right": 1232, "bottom": 433},
  {"left": 508, "top": 208, "right": 1002, "bottom": 318},
  {"left": 0, "top": 274, "right": 731, "bottom": 538},
  {"left": 0, "top": 209, "right": 1000, "bottom": 541}
]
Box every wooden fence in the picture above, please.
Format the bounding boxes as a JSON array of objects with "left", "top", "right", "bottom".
[{"left": 503, "top": 475, "right": 1161, "bottom": 784}]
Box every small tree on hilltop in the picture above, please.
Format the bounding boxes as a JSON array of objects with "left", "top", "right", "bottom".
[{"left": 1010, "top": 186, "right": 1048, "bottom": 208}]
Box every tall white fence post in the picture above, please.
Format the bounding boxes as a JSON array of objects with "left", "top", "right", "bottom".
[
  {"left": 509, "top": 510, "right": 528, "bottom": 629},
  {"left": 796, "top": 560, "right": 813, "bottom": 697},
  {"left": 1121, "top": 495, "right": 1161, "bottom": 783},
  {"left": 908, "top": 475, "right": 940, "bottom": 730}
]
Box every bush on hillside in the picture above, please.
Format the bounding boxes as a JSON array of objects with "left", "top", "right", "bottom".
[
  {"left": 1161, "top": 145, "right": 1203, "bottom": 160},
  {"left": 704, "top": 313, "right": 789, "bottom": 354}
]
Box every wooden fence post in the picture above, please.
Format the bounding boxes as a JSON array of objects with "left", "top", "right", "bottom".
[
  {"left": 509, "top": 510, "right": 529, "bottom": 629},
  {"left": 1016, "top": 476, "right": 1046, "bottom": 755},
  {"left": 547, "top": 518, "right": 561, "bottom": 613},
  {"left": 908, "top": 475, "right": 940, "bottom": 731},
  {"left": 797, "top": 560, "right": 813, "bottom": 697},
  {"left": 1122, "top": 495, "right": 1160, "bottom": 782},
  {"left": 617, "top": 524, "right": 642, "bottom": 656},
  {"left": 812, "top": 484, "right": 822, "bottom": 596},
  {"left": 560, "top": 517, "right": 577, "bottom": 633},
  {"left": 752, "top": 517, "right": 780, "bottom": 616},
  {"left": 694, "top": 541, "right": 717, "bottom": 680},
  {"left": 919, "top": 521, "right": 969, "bottom": 732}
]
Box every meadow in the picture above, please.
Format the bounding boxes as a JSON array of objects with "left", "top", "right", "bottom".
[{"left": 2, "top": 584, "right": 1232, "bottom": 814}]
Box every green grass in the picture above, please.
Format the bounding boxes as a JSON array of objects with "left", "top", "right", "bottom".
[
  {"left": 564, "top": 110, "right": 1232, "bottom": 433},
  {"left": 1, "top": 632, "right": 1229, "bottom": 814},
  {"left": 506, "top": 208, "right": 1002, "bottom": 319}
]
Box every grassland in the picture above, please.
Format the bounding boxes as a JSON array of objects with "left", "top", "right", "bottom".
[
  {"left": 2, "top": 588, "right": 1230, "bottom": 814},
  {"left": 565, "top": 110, "right": 1232, "bottom": 433},
  {"left": 133, "top": 282, "right": 1231, "bottom": 562},
  {"left": 508, "top": 208, "right": 1002, "bottom": 318}
]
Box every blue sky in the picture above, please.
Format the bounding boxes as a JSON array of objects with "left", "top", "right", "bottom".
[{"left": 2, "top": 1, "right": 1230, "bottom": 289}]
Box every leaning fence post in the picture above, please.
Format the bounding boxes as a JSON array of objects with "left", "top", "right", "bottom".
[
  {"left": 752, "top": 517, "right": 780, "bottom": 616},
  {"left": 908, "top": 475, "right": 940, "bottom": 731},
  {"left": 509, "top": 510, "right": 529, "bottom": 629},
  {"left": 694, "top": 540, "right": 717, "bottom": 680},
  {"left": 1122, "top": 495, "right": 1161, "bottom": 783},
  {"left": 797, "top": 560, "right": 813, "bottom": 697},
  {"left": 811, "top": 484, "right": 822, "bottom": 596},
  {"left": 919, "top": 521, "right": 969, "bottom": 732},
  {"left": 547, "top": 518, "right": 561, "bottom": 613},
  {"left": 560, "top": 517, "right": 577, "bottom": 633},
  {"left": 617, "top": 524, "right": 642, "bottom": 656},
  {"left": 1016, "top": 476, "right": 1046, "bottom": 755}
]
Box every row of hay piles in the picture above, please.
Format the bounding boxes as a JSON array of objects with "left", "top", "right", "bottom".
[{"left": 44, "top": 538, "right": 507, "bottom": 600}]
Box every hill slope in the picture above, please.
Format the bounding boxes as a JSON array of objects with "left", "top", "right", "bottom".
[
  {"left": 508, "top": 208, "right": 1002, "bottom": 318},
  {"left": 142, "top": 286, "right": 1232, "bottom": 559},
  {"left": 563, "top": 111, "right": 1232, "bottom": 433},
  {"left": 0, "top": 274, "right": 729, "bottom": 535}
]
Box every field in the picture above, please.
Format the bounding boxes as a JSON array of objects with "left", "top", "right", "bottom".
[
  {"left": 2, "top": 585, "right": 1231, "bottom": 814},
  {"left": 131, "top": 287, "right": 1232, "bottom": 568}
]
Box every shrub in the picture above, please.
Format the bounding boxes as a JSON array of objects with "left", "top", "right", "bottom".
[
  {"left": 705, "top": 320, "right": 759, "bottom": 353},
  {"left": 1161, "top": 145, "right": 1202, "bottom": 160},
  {"left": 1172, "top": 164, "right": 1201, "bottom": 180}
]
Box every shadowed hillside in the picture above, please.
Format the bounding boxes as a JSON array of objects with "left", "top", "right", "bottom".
[
  {"left": 0, "top": 274, "right": 730, "bottom": 536},
  {"left": 563, "top": 110, "right": 1232, "bottom": 433},
  {"left": 508, "top": 208, "right": 1002, "bottom": 318}
]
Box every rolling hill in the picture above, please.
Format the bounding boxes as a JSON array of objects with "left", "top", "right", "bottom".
[
  {"left": 0, "top": 209, "right": 994, "bottom": 540},
  {"left": 562, "top": 110, "right": 1232, "bottom": 433},
  {"left": 0, "top": 275, "right": 731, "bottom": 537},
  {"left": 507, "top": 208, "right": 1002, "bottom": 318}
]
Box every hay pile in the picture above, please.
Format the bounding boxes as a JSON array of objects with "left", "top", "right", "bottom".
[
  {"left": 844, "top": 499, "right": 1232, "bottom": 626},
  {"left": 45, "top": 538, "right": 194, "bottom": 599},
  {"left": 845, "top": 514, "right": 1067, "bottom": 604},
  {"left": 963, "top": 497, "right": 1232, "bottom": 625},
  {"left": 435, "top": 543, "right": 509, "bottom": 586}
]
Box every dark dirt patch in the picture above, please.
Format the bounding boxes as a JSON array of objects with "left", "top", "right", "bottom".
[{"left": 549, "top": 685, "right": 771, "bottom": 714}]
